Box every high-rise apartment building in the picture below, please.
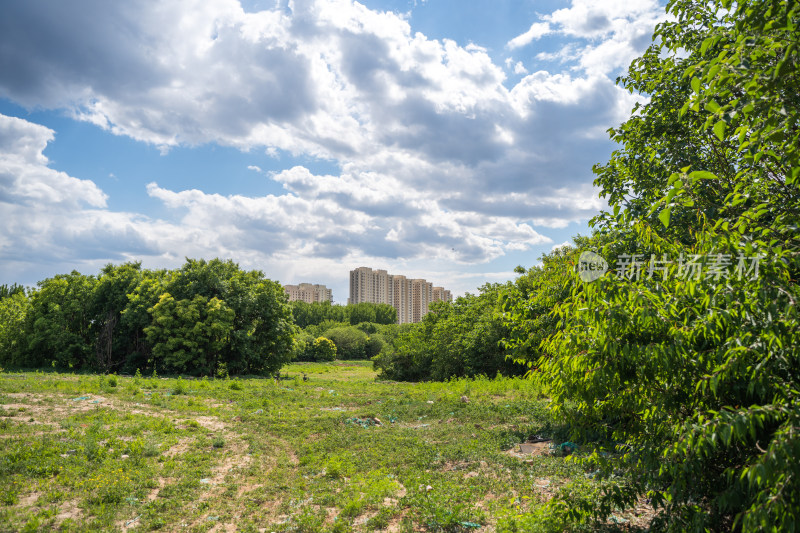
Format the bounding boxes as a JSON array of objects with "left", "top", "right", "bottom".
[
  {"left": 283, "top": 283, "right": 332, "bottom": 303},
  {"left": 432, "top": 286, "right": 452, "bottom": 303},
  {"left": 348, "top": 267, "right": 452, "bottom": 323}
]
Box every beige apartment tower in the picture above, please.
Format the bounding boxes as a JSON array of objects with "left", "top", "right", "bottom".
[
  {"left": 348, "top": 267, "right": 452, "bottom": 324},
  {"left": 283, "top": 283, "right": 333, "bottom": 303}
]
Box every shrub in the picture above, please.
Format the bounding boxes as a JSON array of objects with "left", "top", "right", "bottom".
[{"left": 311, "top": 337, "right": 337, "bottom": 362}]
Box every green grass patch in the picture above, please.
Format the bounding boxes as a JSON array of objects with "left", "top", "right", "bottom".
[{"left": 0, "top": 363, "right": 607, "bottom": 531}]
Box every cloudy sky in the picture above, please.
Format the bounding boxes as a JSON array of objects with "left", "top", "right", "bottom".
[{"left": 0, "top": 0, "right": 666, "bottom": 301}]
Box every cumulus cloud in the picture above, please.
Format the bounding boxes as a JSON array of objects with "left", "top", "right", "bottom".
[
  {"left": 0, "top": 0, "right": 666, "bottom": 295},
  {"left": 0, "top": 114, "right": 165, "bottom": 280},
  {"left": 507, "top": 0, "right": 664, "bottom": 74},
  {"left": 507, "top": 22, "right": 551, "bottom": 49}
]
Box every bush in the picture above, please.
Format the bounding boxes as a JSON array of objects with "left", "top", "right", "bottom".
[
  {"left": 325, "top": 326, "right": 368, "bottom": 360},
  {"left": 311, "top": 337, "right": 336, "bottom": 362}
]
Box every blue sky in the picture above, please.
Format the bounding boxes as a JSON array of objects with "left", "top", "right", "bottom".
[{"left": 0, "top": 0, "right": 666, "bottom": 302}]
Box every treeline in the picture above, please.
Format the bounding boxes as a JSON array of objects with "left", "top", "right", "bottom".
[
  {"left": 287, "top": 301, "right": 398, "bottom": 362},
  {"left": 287, "top": 289, "right": 528, "bottom": 380},
  {"left": 0, "top": 264, "right": 526, "bottom": 380},
  {"left": 372, "top": 283, "right": 527, "bottom": 380},
  {"left": 289, "top": 300, "right": 396, "bottom": 328},
  {"left": 0, "top": 259, "right": 295, "bottom": 376}
]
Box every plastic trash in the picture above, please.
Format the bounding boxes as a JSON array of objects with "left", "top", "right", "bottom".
[
  {"left": 558, "top": 442, "right": 579, "bottom": 454},
  {"left": 344, "top": 417, "right": 381, "bottom": 429},
  {"left": 72, "top": 396, "right": 90, "bottom": 401}
]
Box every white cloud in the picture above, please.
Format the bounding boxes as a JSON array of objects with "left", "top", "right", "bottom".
[
  {"left": 0, "top": 0, "right": 667, "bottom": 295},
  {"left": 0, "top": 114, "right": 107, "bottom": 209},
  {"left": 507, "top": 0, "right": 665, "bottom": 75},
  {"left": 507, "top": 22, "right": 551, "bottom": 49}
]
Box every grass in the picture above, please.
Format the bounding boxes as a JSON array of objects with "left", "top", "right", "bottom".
[{"left": 0, "top": 363, "right": 621, "bottom": 532}]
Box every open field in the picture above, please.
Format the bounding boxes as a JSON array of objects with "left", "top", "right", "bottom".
[{"left": 0, "top": 363, "right": 647, "bottom": 532}]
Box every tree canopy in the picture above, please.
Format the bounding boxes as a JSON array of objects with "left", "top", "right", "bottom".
[
  {"left": 0, "top": 259, "right": 295, "bottom": 376},
  {"left": 501, "top": 1, "right": 800, "bottom": 530}
]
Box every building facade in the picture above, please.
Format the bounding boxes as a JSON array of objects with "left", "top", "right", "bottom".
[
  {"left": 348, "top": 267, "right": 452, "bottom": 323},
  {"left": 283, "top": 283, "right": 332, "bottom": 303}
]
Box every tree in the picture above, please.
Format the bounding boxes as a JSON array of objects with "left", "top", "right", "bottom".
[
  {"left": 522, "top": 1, "right": 800, "bottom": 530},
  {"left": 90, "top": 262, "right": 144, "bottom": 372},
  {"left": 160, "top": 259, "right": 296, "bottom": 375},
  {"left": 0, "top": 283, "right": 26, "bottom": 300},
  {"left": 0, "top": 291, "right": 30, "bottom": 367},
  {"left": 499, "top": 242, "right": 585, "bottom": 369},
  {"left": 23, "top": 272, "right": 96, "bottom": 369},
  {"left": 144, "top": 293, "right": 234, "bottom": 374}
]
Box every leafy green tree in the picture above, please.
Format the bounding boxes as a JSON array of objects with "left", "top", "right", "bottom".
[
  {"left": 347, "top": 302, "right": 376, "bottom": 324},
  {"left": 289, "top": 301, "right": 331, "bottom": 328},
  {"left": 290, "top": 301, "right": 397, "bottom": 328},
  {"left": 373, "top": 303, "right": 397, "bottom": 325},
  {"left": 119, "top": 268, "right": 172, "bottom": 373},
  {"left": 90, "top": 262, "right": 144, "bottom": 372},
  {"left": 161, "top": 259, "right": 295, "bottom": 374},
  {"left": 291, "top": 331, "right": 316, "bottom": 361},
  {"left": 0, "top": 283, "right": 26, "bottom": 300},
  {"left": 0, "top": 291, "right": 30, "bottom": 367},
  {"left": 364, "top": 335, "right": 384, "bottom": 358},
  {"left": 305, "top": 319, "right": 350, "bottom": 338},
  {"left": 145, "top": 293, "right": 234, "bottom": 374},
  {"left": 499, "top": 242, "right": 584, "bottom": 369},
  {"left": 23, "top": 272, "right": 97, "bottom": 369},
  {"left": 522, "top": 1, "right": 800, "bottom": 530}
]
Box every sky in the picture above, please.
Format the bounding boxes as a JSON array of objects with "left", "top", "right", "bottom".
[{"left": 0, "top": 0, "right": 667, "bottom": 302}]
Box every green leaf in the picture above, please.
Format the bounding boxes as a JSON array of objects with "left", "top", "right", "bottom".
[
  {"left": 691, "top": 77, "right": 700, "bottom": 93},
  {"left": 658, "top": 207, "right": 671, "bottom": 228},
  {"left": 700, "top": 37, "right": 714, "bottom": 55},
  {"left": 713, "top": 120, "right": 727, "bottom": 141},
  {"left": 704, "top": 100, "right": 721, "bottom": 113},
  {"left": 689, "top": 170, "right": 718, "bottom": 181}
]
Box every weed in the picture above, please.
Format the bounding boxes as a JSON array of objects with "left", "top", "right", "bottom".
[{"left": 172, "top": 376, "right": 187, "bottom": 395}]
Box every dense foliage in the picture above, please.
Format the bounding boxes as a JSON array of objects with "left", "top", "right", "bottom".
[
  {"left": 0, "top": 259, "right": 295, "bottom": 375},
  {"left": 374, "top": 283, "right": 527, "bottom": 381},
  {"left": 289, "top": 301, "right": 396, "bottom": 328},
  {"left": 503, "top": 1, "right": 800, "bottom": 530},
  {"left": 499, "top": 241, "right": 587, "bottom": 368}
]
